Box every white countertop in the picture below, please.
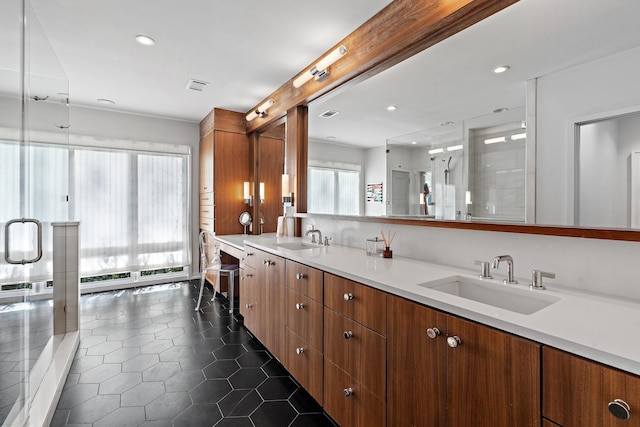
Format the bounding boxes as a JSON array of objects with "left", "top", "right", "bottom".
[{"left": 217, "top": 234, "right": 640, "bottom": 376}]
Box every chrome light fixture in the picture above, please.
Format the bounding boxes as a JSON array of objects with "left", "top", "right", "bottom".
[
  {"left": 246, "top": 98, "right": 275, "bottom": 122},
  {"left": 282, "top": 174, "right": 293, "bottom": 206},
  {"left": 293, "top": 45, "right": 347, "bottom": 88}
]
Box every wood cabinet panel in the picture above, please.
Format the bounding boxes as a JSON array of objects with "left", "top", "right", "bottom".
[
  {"left": 258, "top": 134, "right": 284, "bottom": 234},
  {"left": 324, "top": 308, "right": 386, "bottom": 400},
  {"left": 324, "top": 273, "right": 386, "bottom": 335},
  {"left": 285, "top": 328, "right": 323, "bottom": 405},
  {"left": 285, "top": 260, "right": 323, "bottom": 302},
  {"left": 199, "top": 132, "right": 213, "bottom": 193},
  {"left": 447, "top": 315, "right": 541, "bottom": 427},
  {"left": 324, "top": 359, "right": 385, "bottom": 427},
  {"left": 543, "top": 346, "right": 640, "bottom": 427},
  {"left": 543, "top": 419, "right": 562, "bottom": 427},
  {"left": 286, "top": 287, "right": 323, "bottom": 351},
  {"left": 240, "top": 266, "right": 262, "bottom": 341},
  {"left": 387, "top": 294, "right": 447, "bottom": 427}
]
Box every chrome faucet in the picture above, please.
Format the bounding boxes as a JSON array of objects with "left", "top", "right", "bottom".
[
  {"left": 491, "top": 255, "right": 518, "bottom": 284},
  {"left": 306, "top": 229, "right": 322, "bottom": 245}
]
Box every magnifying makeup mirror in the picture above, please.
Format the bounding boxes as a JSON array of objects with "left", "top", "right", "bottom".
[{"left": 239, "top": 212, "right": 252, "bottom": 235}]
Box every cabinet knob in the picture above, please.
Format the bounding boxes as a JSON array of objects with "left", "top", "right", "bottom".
[
  {"left": 296, "top": 347, "right": 304, "bottom": 355},
  {"left": 245, "top": 303, "right": 252, "bottom": 309},
  {"left": 426, "top": 327, "right": 441, "bottom": 339},
  {"left": 246, "top": 252, "right": 254, "bottom": 256},
  {"left": 343, "top": 292, "right": 354, "bottom": 301},
  {"left": 343, "top": 331, "right": 354, "bottom": 340},
  {"left": 245, "top": 273, "right": 253, "bottom": 278},
  {"left": 608, "top": 399, "right": 631, "bottom": 420},
  {"left": 295, "top": 273, "right": 305, "bottom": 280},
  {"left": 295, "top": 303, "right": 304, "bottom": 310},
  {"left": 447, "top": 336, "right": 462, "bottom": 348},
  {"left": 263, "top": 260, "right": 271, "bottom": 266},
  {"left": 343, "top": 388, "right": 354, "bottom": 397}
]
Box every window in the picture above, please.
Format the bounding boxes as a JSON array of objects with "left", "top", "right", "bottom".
[{"left": 308, "top": 161, "right": 361, "bottom": 215}]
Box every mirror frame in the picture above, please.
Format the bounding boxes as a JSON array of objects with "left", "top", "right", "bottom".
[{"left": 243, "top": 0, "right": 640, "bottom": 242}]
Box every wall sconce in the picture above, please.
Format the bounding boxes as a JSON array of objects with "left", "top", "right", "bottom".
[
  {"left": 246, "top": 98, "right": 275, "bottom": 122},
  {"left": 244, "top": 181, "right": 252, "bottom": 206},
  {"left": 282, "top": 174, "right": 293, "bottom": 206},
  {"left": 293, "top": 45, "right": 347, "bottom": 88},
  {"left": 259, "top": 182, "right": 265, "bottom": 204}
]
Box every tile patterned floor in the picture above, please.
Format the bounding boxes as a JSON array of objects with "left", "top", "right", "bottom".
[{"left": 50, "top": 281, "right": 337, "bottom": 427}]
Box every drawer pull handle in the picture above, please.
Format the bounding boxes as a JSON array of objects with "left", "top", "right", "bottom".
[
  {"left": 608, "top": 399, "right": 631, "bottom": 420},
  {"left": 343, "top": 388, "right": 354, "bottom": 397},
  {"left": 295, "top": 303, "right": 304, "bottom": 310},
  {"left": 343, "top": 331, "right": 353, "bottom": 340},
  {"left": 426, "top": 327, "right": 440, "bottom": 339},
  {"left": 295, "top": 273, "right": 305, "bottom": 280},
  {"left": 447, "top": 336, "right": 462, "bottom": 348},
  {"left": 296, "top": 347, "right": 304, "bottom": 355},
  {"left": 343, "top": 292, "right": 354, "bottom": 301}
]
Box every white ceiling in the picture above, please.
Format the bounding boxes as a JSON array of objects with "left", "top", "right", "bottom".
[
  {"left": 308, "top": 0, "right": 640, "bottom": 148},
  {"left": 13, "top": 0, "right": 391, "bottom": 123}
]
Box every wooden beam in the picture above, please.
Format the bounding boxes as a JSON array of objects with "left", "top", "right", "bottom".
[{"left": 246, "top": 0, "right": 518, "bottom": 133}]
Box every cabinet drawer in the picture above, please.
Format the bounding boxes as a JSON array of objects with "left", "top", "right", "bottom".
[
  {"left": 285, "top": 260, "right": 323, "bottom": 302},
  {"left": 199, "top": 191, "right": 214, "bottom": 206},
  {"left": 242, "top": 246, "right": 262, "bottom": 269},
  {"left": 324, "top": 273, "right": 387, "bottom": 335},
  {"left": 286, "top": 288, "right": 323, "bottom": 351},
  {"left": 543, "top": 346, "right": 640, "bottom": 427},
  {"left": 199, "top": 218, "right": 213, "bottom": 232},
  {"left": 285, "top": 328, "right": 323, "bottom": 405},
  {"left": 324, "top": 359, "right": 386, "bottom": 427},
  {"left": 324, "top": 308, "right": 386, "bottom": 400},
  {"left": 200, "top": 206, "right": 214, "bottom": 219}
]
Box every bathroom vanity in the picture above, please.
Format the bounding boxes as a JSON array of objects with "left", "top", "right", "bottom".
[{"left": 216, "top": 234, "right": 640, "bottom": 427}]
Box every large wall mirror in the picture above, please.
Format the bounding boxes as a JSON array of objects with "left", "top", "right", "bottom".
[{"left": 306, "top": 0, "right": 640, "bottom": 231}]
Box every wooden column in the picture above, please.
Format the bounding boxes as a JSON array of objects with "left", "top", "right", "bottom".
[{"left": 286, "top": 106, "right": 308, "bottom": 236}]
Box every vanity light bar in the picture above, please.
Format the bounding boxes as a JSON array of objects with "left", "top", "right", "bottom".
[
  {"left": 447, "top": 145, "right": 463, "bottom": 151},
  {"left": 428, "top": 148, "right": 444, "bottom": 154},
  {"left": 293, "top": 45, "right": 348, "bottom": 88},
  {"left": 484, "top": 136, "right": 507, "bottom": 145},
  {"left": 511, "top": 133, "right": 527, "bottom": 140}
]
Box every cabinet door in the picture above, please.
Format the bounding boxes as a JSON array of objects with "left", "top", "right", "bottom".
[
  {"left": 387, "top": 295, "right": 447, "bottom": 427},
  {"left": 324, "top": 308, "right": 386, "bottom": 400},
  {"left": 324, "top": 273, "right": 387, "bottom": 335},
  {"left": 213, "top": 130, "right": 248, "bottom": 235},
  {"left": 240, "top": 266, "right": 262, "bottom": 341},
  {"left": 543, "top": 346, "right": 640, "bottom": 427},
  {"left": 286, "top": 287, "right": 323, "bottom": 351},
  {"left": 261, "top": 252, "right": 285, "bottom": 362},
  {"left": 199, "top": 132, "right": 213, "bottom": 193},
  {"left": 285, "top": 328, "right": 323, "bottom": 405},
  {"left": 447, "top": 316, "right": 541, "bottom": 427},
  {"left": 324, "top": 359, "right": 386, "bottom": 427}
]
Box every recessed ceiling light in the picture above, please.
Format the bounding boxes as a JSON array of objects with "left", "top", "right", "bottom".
[
  {"left": 135, "top": 35, "right": 155, "bottom": 46},
  {"left": 492, "top": 107, "right": 508, "bottom": 114},
  {"left": 493, "top": 65, "right": 510, "bottom": 74},
  {"left": 411, "top": 141, "right": 417, "bottom": 145},
  {"left": 440, "top": 121, "right": 453, "bottom": 127},
  {"left": 97, "top": 98, "right": 115, "bottom": 105},
  {"left": 387, "top": 105, "right": 397, "bottom": 111},
  {"left": 326, "top": 136, "right": 336, "bottom": 140}
]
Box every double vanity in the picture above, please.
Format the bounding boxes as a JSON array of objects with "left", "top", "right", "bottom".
[{"left": 216, "top": 233, "right": 640, "bottom": 427}]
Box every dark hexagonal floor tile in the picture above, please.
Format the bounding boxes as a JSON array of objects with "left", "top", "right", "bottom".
[
  {"left": 165, "top": 369, "right": 205, "bottom": 392},
  {"left": 289, "top": 387, "right": 323, "bottom": 414},
  {"left": 190, "top": 379, "right": 232, "bottom": 404},
  {"left": 173, "top": 403, "right": 222, "bottom": 427},
  {"left": 202, "top": 326, "right": 232, "bottom": 339},
  {"left": 56, "top": 383, "right": 99, "bottom": 409},
  {"left": 257, "top": 377, "right": 298, "bottom": 401},
  {"left": 214, "top": 417, "right": 254, "bottom": 427},
  {"left": 229, "top": 368, "right": 267, "bottom": 389},
  {"left": 121, "top": 381, "right": 165, "bottom": 407},
  {"left": 159, "top": 345, "right": 194, "bottom": 362},
  {"left": 93, "top": 406, "right": 145, "bottom": 427},
  {"left": 142, "top": 361, "right": 182, "bottom": 382},
  {"left": 214, "top": 344, "right": 246, "bottom": 360},
  {"left": 221, "top": 330, "right": 252, "bottom": 345},
  {"left": 261, "top": 359, "right": 289, "bottom": 378},
  {"left": 290, "top": 413, "right": 337, "bottom": 427},
  {"left": 219, "top": 389, "right": 263, "bottom": 417},
  {"left": 66, "top": 394, "right": 120, "bottom": 424},
  {"left": 250, "top": 401, "right": 297, "bottom": 427},
  {"left": 144, "top": 391, "right": 192, "bottom": 421},
  {"left": 236, "top": 351, "right": 271, "bottom": 368},
  {"left": 179, "top": 352, "right": 216, "bottom": 370},
  {"left": 98, "top": 372, "right": 142, "bottom": 395},
  {"left": 203, "top": 359, "right": 240, "bottom": 379}
]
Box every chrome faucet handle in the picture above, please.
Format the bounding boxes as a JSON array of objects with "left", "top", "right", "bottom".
[
  {"left": 324, "top": 236, "right": 331, "bottom": 246},
  {"left": 474, "top": 260, "right": 492, "bottom": 279},
  {"left": 530, "top": 270, "right": 555, "bottom": 290}
]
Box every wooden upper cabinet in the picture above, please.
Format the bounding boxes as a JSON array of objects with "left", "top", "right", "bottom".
[
  {"left": 543, "top": 346, "right": 640, "bottom": 427},
  {"left": 199, "top": 131, "right": 213, "bottom": 193}
]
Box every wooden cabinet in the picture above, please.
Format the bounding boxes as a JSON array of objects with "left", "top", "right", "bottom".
[
  {"left": 240, "top": 248, "right": 285, "bottom": 362},
  {"left": 239, "top": 265, "right": 261, "bottom": 339},
  {"left": 387, "top": 294, "right": 541, "bottom": 427},
  {"left": 198, "top": 109, "right": 248, "bottom": 236},
  {"left": 323, "top": 273, "right": 387, "bottom": 426},
  {"left": 283, "top": 260, "right": 324, "bottom": 404},
  {"left": 543, "top": 346, "right": 640, "bottom": 427}
]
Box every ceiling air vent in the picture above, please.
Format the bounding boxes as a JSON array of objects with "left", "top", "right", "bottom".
[
  {"left": 186, "top": 79, "right": 209, "bottom": 91},
  {"left": 319, "top": 109, "right": 339, "bottom": 118}
]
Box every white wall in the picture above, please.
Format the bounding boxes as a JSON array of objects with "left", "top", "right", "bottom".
[
  {"left": 536, "top": 46, "right": 640, "bottom": 225},
  {"left": 302, "top": 215, "right": 640, "bottom": 301}
]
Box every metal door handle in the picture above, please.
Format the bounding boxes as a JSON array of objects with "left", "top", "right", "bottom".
[{"left": 5, "top": 218, "right": 43, "bottom": 264}]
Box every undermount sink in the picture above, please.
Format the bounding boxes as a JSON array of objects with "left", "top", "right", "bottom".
[
  {"left": 418, "top": 276, "right": 560, "bottom": 315},
  {"left": 277, "top": 242, "right": 322, "bottom": 251}
]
